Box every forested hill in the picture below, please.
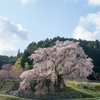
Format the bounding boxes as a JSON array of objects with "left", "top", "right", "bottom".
[
  {"left": 0, "top": 51, "right": 23, "bottom": 69},
  {"left": 0, "top": 55, "right": 16, "bottom": 69},
  {"left": 0, "top": 36, "right": 100, "bottom": 73}
]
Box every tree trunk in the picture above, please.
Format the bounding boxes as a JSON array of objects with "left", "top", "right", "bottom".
[{"left": 55, "top": 75, "right": 68, "bottom": 92}]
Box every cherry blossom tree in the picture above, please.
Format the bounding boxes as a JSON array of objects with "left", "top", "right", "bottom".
[
  {"left": 10, "top": 70, "right": 24, "bottom": 80},
  {"left": 0, "top": 70, "right": 10, "bottom": 82},
  {"left": 0, "top": 64, "right": 12, "bottom": 82},
  {"left": 1, "top": 64, "right": 12, "bottom": 71},
  {"left": 19, "top": 40, "right": 94, "bottom": 95},
  {"left": 0, "top": 64, "right": 23, "bottom": 82}
]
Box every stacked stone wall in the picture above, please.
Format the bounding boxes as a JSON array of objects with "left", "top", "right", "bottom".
[{"left": 10, "top": 90, "right": 82, "bottom": 99}]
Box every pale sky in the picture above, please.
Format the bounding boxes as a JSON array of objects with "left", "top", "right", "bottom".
[{"left": 0, "top": 0, "right": 100, "bottom": 56}]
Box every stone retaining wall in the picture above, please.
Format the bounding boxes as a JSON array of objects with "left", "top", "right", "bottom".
[{"left": 10, "top": 90, "right": 82, "bottom": 99}]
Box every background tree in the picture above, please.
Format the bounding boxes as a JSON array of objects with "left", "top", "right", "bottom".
[
  {"left": 19, "top": 40, "right": 94, "bottom": 95},
  {"left": 11, "top": 57, "right": 23, "bottom": 71},
  {"left": 10, "top": 70, "right": 23, "bottom": 80},
  {"left": 21, "top": 50, "right": 33, "bottom": 69},
  {"left": 17, "top": 49, "right": 20, "bottom": 57},
  {"left": 24, "top": 62, "right": 32, "bottom": 70},
  {"left": 0, "top": 64, "right": 23, "bottom": 81},
  {"left": 0, "top": 64, "right": 13, "bottom": 82},
  {"left": 0, "top": 70, "right": 10, "bottom": 82},
  {"left": 1, "top": 64, "right": 12, "bottom": 71}
]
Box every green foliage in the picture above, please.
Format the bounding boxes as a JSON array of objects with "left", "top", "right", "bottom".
[
  {"left": 0, "top": 50, "right": 23, "bottom": 69},
  {"left": 93, "top": 66, "right": 100, "bottom": 73},
  {"left": 0, "top": 56, "right": 17, "bottom": 69},
  {"left": 24, "top": 62, "right": 29, "bottom": 70},
  {"left": 78, "top": 40, "right": 100, "bottom": 77},
  {"left": 11, "top": 57, "right": 23, "bottom": 71},
  {"left": 24, "top": 62, "right": 32, "bottom": 70},
  {"left": 17, "top": 49, "right": 23, "bottom": 59},
  {"left": 21, "top": 50, "right": 33, "bottom": 69}
]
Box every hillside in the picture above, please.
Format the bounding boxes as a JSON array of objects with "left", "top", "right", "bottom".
[{"left": 0, "top": 36, "right": 100, "bottom": 78}]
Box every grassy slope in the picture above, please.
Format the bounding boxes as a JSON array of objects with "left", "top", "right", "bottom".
[
  {"left": 0, "top": 81, "right": 100, "bottom": 100},
  {"left": 66, "top": 81, "right": 100, "bottom": 100},
  {"left": 0, "top": 94, "right": 33, "bottom": 100}
]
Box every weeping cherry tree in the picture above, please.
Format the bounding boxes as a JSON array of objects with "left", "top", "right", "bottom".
[{"left": 19, "top": 40, "right": 94, "bottom": 95}]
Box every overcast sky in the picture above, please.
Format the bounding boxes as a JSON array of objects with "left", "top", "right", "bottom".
[{"left": 0, "top": 0, "right": 100, "bottom": 56}]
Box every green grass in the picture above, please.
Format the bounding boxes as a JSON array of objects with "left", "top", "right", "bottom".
[
  {"left": 0, "top": 94, "right": 34, "bottom": 100},
  {"left": 0, "top": 81, "right": 100, "bottom": 100},
  {"left": 66, "top": 80, "right": 100, "bottom": 100}
]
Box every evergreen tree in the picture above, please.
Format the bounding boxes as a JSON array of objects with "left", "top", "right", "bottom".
[{"left": 21, "top": 50, "right": 33, "bottom": 68}]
